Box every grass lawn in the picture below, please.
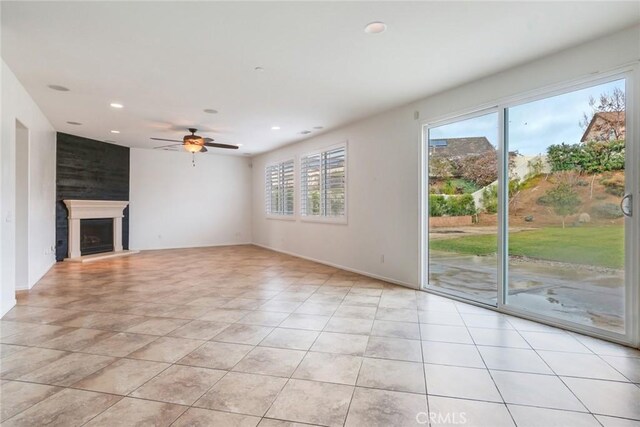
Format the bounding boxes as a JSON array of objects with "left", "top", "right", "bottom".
[{"left": 430, "top": 226, "right": 624, "bottom": 269}]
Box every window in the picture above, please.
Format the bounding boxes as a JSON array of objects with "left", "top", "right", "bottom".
[
  {"left": 265, "top": 159, "right": 294, "bottom": 216},
  {"left": 301, "top": 145, "right": 346, "bottom": 218}
]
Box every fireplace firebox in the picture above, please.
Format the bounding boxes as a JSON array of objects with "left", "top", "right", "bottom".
[{"left": 80, "top": 218, "right": 114, "bottom": 255}]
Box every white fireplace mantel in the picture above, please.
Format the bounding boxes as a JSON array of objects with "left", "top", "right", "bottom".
[{"left": 63, "top": 199, "right": 133, "bottom": 262}]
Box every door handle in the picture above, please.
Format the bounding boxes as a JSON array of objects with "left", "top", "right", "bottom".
[{"left": 620, "top": 194, "right": 632, "bottom": 217}]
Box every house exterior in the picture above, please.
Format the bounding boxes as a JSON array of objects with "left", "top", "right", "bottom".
[
  {"left": 428, "top": 137, "right": 495, "bottom": 159},
  {"left": 580, "top": 111, "right": 626, "bottom": 142}
]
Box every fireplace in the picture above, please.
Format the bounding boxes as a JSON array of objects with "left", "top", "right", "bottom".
[
  {"left": 80, "top": 218, "right": 114, "bottom": 255},
  {"left": 63, "top": 199, "right": 137, "bottom": 262}
]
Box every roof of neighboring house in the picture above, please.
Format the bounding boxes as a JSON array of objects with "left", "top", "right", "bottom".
[
  {"left": 580, "top": 111, "right": 626, "bottom": 142},
  {"left": 429, "top": 137, "right": 495, "bottom": 159}
]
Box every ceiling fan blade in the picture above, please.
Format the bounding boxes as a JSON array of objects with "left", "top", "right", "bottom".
[
  {"left": 200, "top": 146, "right": 208, "bottom": 153},
  {"left": 204, "top": 142, "right": 239, "bottom": 149},
  {"left": 154, "top": 143, "right": 184, "bottom": 149},
  {"left": 151, "top": 137, "right": 183, "bottom": 142},
  {"left": 204, "top": 137, "right": 214, "bottom": 142}
]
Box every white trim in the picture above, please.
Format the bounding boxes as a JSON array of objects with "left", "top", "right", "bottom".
[
  {"left": 300, "top": 216, "right": 348, "bottom": 225},
  {"left": 130, "top": 242, "right": 254, "bottom": 251},
  {"left": 266, "top": 215, "right": 296, "bottom": 222},
  {"left": 252, "top": 242, "right": 417, "bottom": 289}
]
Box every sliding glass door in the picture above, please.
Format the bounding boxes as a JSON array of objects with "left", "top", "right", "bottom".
[
  {"left": 505, "top": 78, "right": 630, "bottom": 335},
  {"left": 426, "top": 112, "right": 499, "bottom": 305},
  {"left": 423, "top": 73, "right": 637, "bottom": 343}
]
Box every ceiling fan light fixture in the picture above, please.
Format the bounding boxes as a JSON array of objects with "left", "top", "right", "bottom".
[{"left": 184, "top": 143, "right": 202, "bottom": 153}]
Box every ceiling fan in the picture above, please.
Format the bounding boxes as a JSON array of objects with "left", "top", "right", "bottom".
[{"left": 151, "top": 128, "right": 238, "bottom": 153}]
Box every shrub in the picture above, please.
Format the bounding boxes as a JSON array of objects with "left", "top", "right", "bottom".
[
  {"left": 429, "top": 195, "right": 447, "bottom": 217},
  {"left": 429, "top": 194, "right": 476, "bottom": 217},
  {"left": 591, "top": 203, "right": 623, "bottom": 219},
  {"left": 547, "top": 140, "right": 625, "bottom": 173},
  {"left": 481, "top": 186, "right": 498, "bottom": 214},
  {"left": 600, "top": 175, "right": 625, "bottom": 197},
  {"left": 480, "top": 180, "right": 521, "bottom": 214},
  {"left": 536, "top": 195, "right": 551, "bottom": 206},
  {"left": 447, "top": 194, "right": 477, "bottom": 216},
  {"left": 526, "top": 156, "right": 545, "bottom": 179}
]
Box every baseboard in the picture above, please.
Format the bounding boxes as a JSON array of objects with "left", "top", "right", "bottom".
[
  {"left": 130, "top": 242, "right": 253, "bottom": 251},
  {"left": 15, "top": 259, "right": 56, "bottom": 292},
  {"left": 1, "top": 297, "right": 17, "bottom": 317},
  {"left": 251, "top": 243, "right": 418, "bottom": 290}
]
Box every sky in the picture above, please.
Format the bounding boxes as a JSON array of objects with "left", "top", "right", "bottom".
[{"left": 428, "top": 79, "right": 625, "bottom": 156}]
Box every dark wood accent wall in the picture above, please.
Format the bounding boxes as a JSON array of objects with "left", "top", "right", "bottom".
[{"left": 56, "top": 133, "right": 130, "bottom": 261}]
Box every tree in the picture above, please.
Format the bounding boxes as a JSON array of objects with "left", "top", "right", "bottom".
[
  {"left": 580, "top": 87, "right": 625, "bottom": 141},
  {"left": 456, "top": 151, "right": 498, "bottom": 187},
  {"left": 544, "top": 182, "right": 581, "bottom": 229}
]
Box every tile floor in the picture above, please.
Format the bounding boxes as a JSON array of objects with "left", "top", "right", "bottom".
[{"left": 1, "top": 245, "right": 639, "bottom": 426}]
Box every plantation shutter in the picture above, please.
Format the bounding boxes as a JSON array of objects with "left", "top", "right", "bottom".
[
  {"left": 301, "top": 145, "right": 346, "bottom": 217},
  {"left": 282, "top": 159, "right": 294, "bottom": 215},
  {"left": 265, "top": 160, "right": 295, "bottom": 215}
]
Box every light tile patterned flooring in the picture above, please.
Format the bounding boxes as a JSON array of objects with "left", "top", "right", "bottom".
[{"left": 1, "top": 245, "right": 639, "bottom": 426}]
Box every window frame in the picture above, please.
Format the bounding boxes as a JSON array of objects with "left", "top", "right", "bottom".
[
  {"left": 265, "top": 158, "right": 296, "bottom": 220},
  {"left": 299, "top": 142, "right": 348, "bottom": 225}
]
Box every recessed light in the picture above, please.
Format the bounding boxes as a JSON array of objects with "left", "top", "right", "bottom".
[
  {"left": 271, "top": 126, "right": 280, "bottom": 130},
  {"left": 110, "top": 103, "right": 124, "bottom": 109},
  {"left": 364, "top": 21, "right": 387, "bottom": 34},
  {"left": 110, "top": 130, "right": 120, "bottom": 134},
  {"left": 313, "top": 126, "right": 324, "bottom": 130},
  {"left": 203, "top": 109, "right": 218, "bottom": 114},
  {"left": 66, "top": 121, "right": 82, "bottom": 125},
  {"left": 254, "top": 66, "right": 264, "bottom": 72},
  {"left": 300, "top": 130, "right": 311, "bottom": 135},
  {"left": 48, "top": 84, "right": 70, "bottom": 92}
]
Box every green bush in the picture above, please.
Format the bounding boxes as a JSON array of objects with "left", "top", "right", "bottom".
[
  {"left": 429, "top": 195, "right": 447, "bottom": 217},
  {"left": 547, "top": 140, "right": 625, "bottom": 173},
  {"left": 481, "top": 186, "right": 498, "bottom": 214},
  {"left": 600, "top": 175, "right": 625, "bottom": 197},
  {"left": 429, "top": 194, "right": 476, "bottom": 217},
  {"left": 536, "top": 195, "right": 551, "bottom": 206},
  {"left": 480, "top": 181, "right": 520, "bottom": 214},
  {"left": 591, "top": 203, "right": 623, "bottom": 219},
  {"left": 448, "top": 194, "right": 477, "bottom": 216}
]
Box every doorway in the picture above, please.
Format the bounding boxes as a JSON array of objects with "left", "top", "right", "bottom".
[{"left": 422, "top": 73, "right": 638, "bottom": 346}]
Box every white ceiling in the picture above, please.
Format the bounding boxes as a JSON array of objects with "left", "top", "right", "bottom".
[{"left": 2, "top": 1, "right": 639, "bottom": 155}]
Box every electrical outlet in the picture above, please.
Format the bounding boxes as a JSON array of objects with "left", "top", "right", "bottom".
[{"left": 380, "top": 254, "right": 385, "bottom": 263}]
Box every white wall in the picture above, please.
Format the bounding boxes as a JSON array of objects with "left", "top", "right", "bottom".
[
  {"left": 252, "top": 25, "right": 640, "bottom": 289},
  {"left": 1, "top": 60, "right": 57, "bottom": 316},
  {"left": 129, "top": 148, "right": 252, "bottom": 250}
]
